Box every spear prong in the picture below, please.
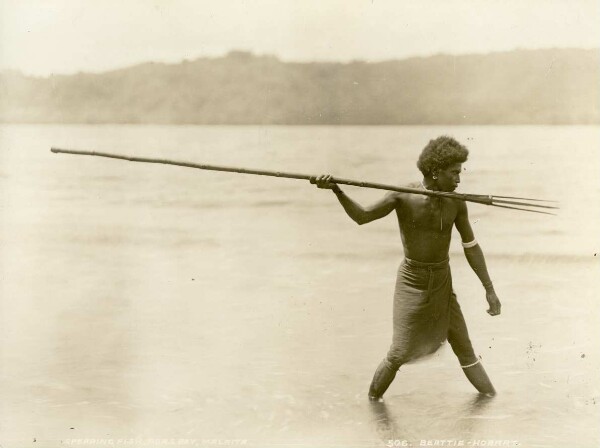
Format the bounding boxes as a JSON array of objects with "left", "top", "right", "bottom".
[
  {"left": 490, "top": 203, "right": 557, "bottom": 216},
  {"left": 491, "top": 198, "right": 559, "bottom": 210}
]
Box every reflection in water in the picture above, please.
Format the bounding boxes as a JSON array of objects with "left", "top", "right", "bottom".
[
  {"left": 369, "top": 400, "right": 406, "bottom": 441},
  {"left": 369, "top": 393, "right": 496, "bottom": 442},
  {"left": 466, "top": 393, "right": 495, "bottom": 414},
  {"left": 454, "top": 394, "right": 496, "bottom": 437}
]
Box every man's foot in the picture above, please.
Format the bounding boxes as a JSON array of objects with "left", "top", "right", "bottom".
[{"left": 461, "top": 360, "right": 496, "bottom": 395}]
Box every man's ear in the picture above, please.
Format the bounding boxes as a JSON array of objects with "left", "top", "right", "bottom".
[{"left": 432, "top": 169, "right": 439, "bottom": 179}]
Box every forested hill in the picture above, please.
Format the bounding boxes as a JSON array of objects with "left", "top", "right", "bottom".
[{"left": 1, "top": 48, "right": 598, "bottom": 125}]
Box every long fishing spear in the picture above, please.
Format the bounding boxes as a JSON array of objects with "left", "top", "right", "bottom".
[{"left": 50, "top": 148, "right": 558, "bottom": 215}]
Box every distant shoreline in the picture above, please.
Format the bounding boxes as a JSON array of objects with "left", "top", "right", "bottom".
[
  {"left": 3, "top": 47, "right": 599, "bottom": 80},
  {"left": 2, "top": 48, "right": 598, "bottom": 125}
]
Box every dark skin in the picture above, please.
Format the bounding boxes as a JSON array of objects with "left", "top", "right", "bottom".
[{"left": 315, "top": 162, "right": 501, "bottom": 316}]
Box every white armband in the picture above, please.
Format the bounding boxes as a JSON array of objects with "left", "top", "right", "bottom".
[{"left": 461, "top": 239, "right": 478, "bottom": 249}]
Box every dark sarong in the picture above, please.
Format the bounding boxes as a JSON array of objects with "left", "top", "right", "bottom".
[{"left": 385, "top": 257, "right": 477, "bottom": 370}]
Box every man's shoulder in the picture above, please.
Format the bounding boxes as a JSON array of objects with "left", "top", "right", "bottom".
[
  {"left": 449, "top": 196, "right": 468, "bottom": 219},
  {"left": 452, "top": 196, "right": 468, "bottom": 210},
  {"left": 396, "top": 181, "right": 422, "bottom": 198},
  {"left": 391, "top": 181, "right": 422, "bottom": 192},
  {"left": 385, "top": 182, "right": 419, "bottom": 197},
  {"left": 383, "top": 182, "right": 421, "bottom": 207}
]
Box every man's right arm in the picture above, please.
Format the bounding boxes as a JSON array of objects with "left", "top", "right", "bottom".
[{"left": 314, "top": 174, "right": 398, "bottom": 225}]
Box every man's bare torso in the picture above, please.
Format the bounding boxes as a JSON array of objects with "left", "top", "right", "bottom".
[{"left": 394, "top": 182, "right": 459, "bottom": 263}]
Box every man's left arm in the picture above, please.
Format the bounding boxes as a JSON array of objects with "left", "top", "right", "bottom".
[{"left": 454, "top": 201, "right": 501, "bottom": 316}]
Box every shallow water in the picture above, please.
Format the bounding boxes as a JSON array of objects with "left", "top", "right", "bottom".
[{"left": 1, "top": 124, "right": 599, "bottom": 447}]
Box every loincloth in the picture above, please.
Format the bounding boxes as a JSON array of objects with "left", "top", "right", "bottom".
[{"left": 386, "top": 257, "right": 454, "bottom": 367}]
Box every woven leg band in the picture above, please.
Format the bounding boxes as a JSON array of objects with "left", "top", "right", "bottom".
[{"left": 461, "top": 356, "right": 482, "bottom": 369}]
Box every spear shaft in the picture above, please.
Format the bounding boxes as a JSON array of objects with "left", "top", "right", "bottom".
[{"left": 50, "top": 147, "right": 556, "bottom": 213}]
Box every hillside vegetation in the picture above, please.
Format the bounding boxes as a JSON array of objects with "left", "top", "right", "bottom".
[{"left": 1, "top": 48, "right": 598, "bottom": 124}]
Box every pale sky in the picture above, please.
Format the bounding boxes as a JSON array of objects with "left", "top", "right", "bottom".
[{"left": 1, "top": 0, "right": 599, "bottom": 76}]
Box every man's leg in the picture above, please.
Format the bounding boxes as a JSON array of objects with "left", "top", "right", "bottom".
[
  {"left": 368, "top": 358, "right": 400, "bottom": 401},
  {"left": 460, "top": 359, "right": 495, "bottom": 396},
  {"left": 447, "top": 293, "right": 496, "bottom": 395}
]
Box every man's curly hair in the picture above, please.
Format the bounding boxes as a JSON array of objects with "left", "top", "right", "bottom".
[{"left": 417, "top": 136, "right": 469, "bottom": 176}]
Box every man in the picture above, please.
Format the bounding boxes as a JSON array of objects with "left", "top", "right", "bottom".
[{"left": 314, "top": 136, "right": 501, "bottom": 400}]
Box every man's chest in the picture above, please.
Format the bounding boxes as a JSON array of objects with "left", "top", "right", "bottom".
[{"left": 399, "top": 197, "right": 457, "bottom": 231}]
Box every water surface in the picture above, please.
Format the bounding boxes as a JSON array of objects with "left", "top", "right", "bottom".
[{"left": 1, "top": 125, "right": 599, "bottom": 447}]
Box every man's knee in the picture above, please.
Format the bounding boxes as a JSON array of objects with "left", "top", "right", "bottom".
[
  {"left": 384, "top": 349, "right": 404, "bottom": 371},
  {"left": 383, "top": 358, "right": 400, "bottom": 371}
]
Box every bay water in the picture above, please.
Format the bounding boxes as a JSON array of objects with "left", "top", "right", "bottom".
[{"left": 1, "top": 124, "right": 599, "bottom": 447}]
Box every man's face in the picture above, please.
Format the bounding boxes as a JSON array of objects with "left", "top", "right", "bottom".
[{"left": 436, "top": 163, "right": 462, "bottom": 192}]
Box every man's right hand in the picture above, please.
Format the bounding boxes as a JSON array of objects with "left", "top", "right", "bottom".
[
  {"left": 313, "top": 174, "right": 338, "bottom": 190},
  {"left": 486, "top": 291, "right": 501, "bottom": 316}
]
